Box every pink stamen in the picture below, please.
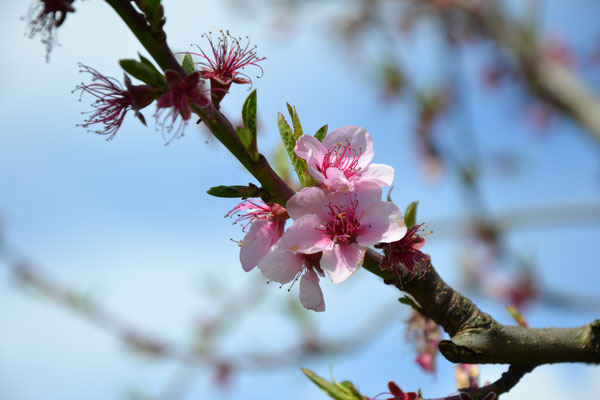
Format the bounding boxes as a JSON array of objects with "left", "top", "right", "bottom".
[
  {"left": 319, "top": 138, "right": 362, "bottom": 179},
  {"left": 318, "top": 195, "right": 367, "bottom": 244}
]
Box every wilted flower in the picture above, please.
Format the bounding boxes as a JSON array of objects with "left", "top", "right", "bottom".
[
  {"left": 74, "top": 64, "right": 156, "bottom": 139},
  {"left": 406, "top": 309, "right": 440, "bottom": 373},
  {"left": 280, "top": 184, "right": 406, "bottom": 284},
  {"left": 24, "top": 0, "right": 76, "bottom": 60},
  {"left": 189, "top": 30, "right": 265, "bottom": 105},
  {"left": 227, "top": 199, "right": 288, "bottom": 272},
  {"left": 376, "top": 223, "right": 431, "bottom": 279},
  {"left": 155, "top": 70, "right": 208, "bottom": 142},
  {"left": 295, "top": 126, "right": 394, "bottom": 191}
]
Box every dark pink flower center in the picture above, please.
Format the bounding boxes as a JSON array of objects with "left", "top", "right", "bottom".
[
  {"left": 319, "top": 196, "right": 367, "bottom": 244},
  {"left": 319, "top": 138, "right": 362, "bottom": 180}
]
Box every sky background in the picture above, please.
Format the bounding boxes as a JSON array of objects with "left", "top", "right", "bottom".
[{"left": 0, "top": 1, "right": 599, "bottom": 399}]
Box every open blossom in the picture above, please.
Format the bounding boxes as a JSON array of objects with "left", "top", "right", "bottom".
[
  {"left": 258, "top": 249, "right": 325, "bottom": 312},
  {"left": 294, "top": 126, "right": 394, "bottom": 191},
  {"left": 155, "top": 70, "right": 209, "bottom": 142},
  {"left": 227, "top": 200, "right": 288, "bottom": 272},
  {"left": 189, "top": 31, "right": 265, "bottom": 105},
  {"left": 74, "top": 64, "right": 156, "bottom": 139},
  {"left": 277, "top": 183, "right": 406, "bottom": 284},
  {"left": 24, "top": 0, "right": 76, "bottom": 60}
]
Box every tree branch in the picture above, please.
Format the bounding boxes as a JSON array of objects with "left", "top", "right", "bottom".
[{"left": 363, "top": 249, "right": 600, "bottom": 366}]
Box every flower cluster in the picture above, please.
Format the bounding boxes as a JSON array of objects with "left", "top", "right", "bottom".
[
  {"left": 75, "top": 31, "right": 263, "bottom": 142},
  {"left": 230, "top": 126, "right": 406, "bottom": 311}
]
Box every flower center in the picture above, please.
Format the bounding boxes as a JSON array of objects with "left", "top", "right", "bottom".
[
  {"left": 319, "top": 138, "right": 362, "bottom": 180},
  {"left": 319, "top": 196, "right": 366, "bottom": 244}
]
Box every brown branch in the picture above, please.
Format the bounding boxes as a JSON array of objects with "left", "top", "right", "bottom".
[
  {"left": 432, "top": 365, "right": 534, "bottom": 400},
  {"left": 362, "top": 250, "right": 600, "bottom": 366}
]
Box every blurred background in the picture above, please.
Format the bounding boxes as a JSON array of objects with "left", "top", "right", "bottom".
[{"left": 0, "top": 0, "right": 599, "bottom": 399}]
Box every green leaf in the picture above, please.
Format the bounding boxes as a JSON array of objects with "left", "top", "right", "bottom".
[
  {"left": 399, "top": 296, "right": 423, "bottom": 313},
  {"left": 182, "top": 53, "right": 196, "bottom": 75},
  {"left": 206, "top": 184, "right": 260, "bottom": 198},
  {"left": 278, "top": 112, "right": 308, "bottom": 187},
  {"left": 404, "top": 201, "right": 418, "bottom": 230},
  {"left": 236, "top": 127, "right": 253, "bottom": 150},
  {"left": 242, "top": 89, "right": 257, "bottom": 140},
  {"left": 301, "top": 369, "right": 363, "bottom": 400},
  {"left": 314, "top": 124, "right": 328, "bottom": 142},
  {"left": 287, "top": 103, "right": 304, "bottom": 139},
  {"left": 119, "top": 59, "right": 165, "bottom": 87}
]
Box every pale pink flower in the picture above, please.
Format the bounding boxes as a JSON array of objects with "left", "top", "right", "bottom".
[
  {"left": 258, "top": 249, "right": 325, "bottom": 312},
  {"left": 294, "top": 126, "right": 394, "bottom": 191},
  {"left": 276, "top": 184, "right": 406, "bottom": 284},
  {"left": 226, "top": 200, "right": 288, "bottom": 272}
]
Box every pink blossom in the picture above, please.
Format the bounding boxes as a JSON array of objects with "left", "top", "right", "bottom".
[
  {"left": 294, "top": 126, "right": 394, "bottom": 191},
  {"left": 227, "top": 200, "right": 288, "bottom": 272},
  {"left": 278, "top": 184, "right": 406, "bottom": 284},
  {"left": 258, "top": 249, "right": 325, "bottom": 312}
]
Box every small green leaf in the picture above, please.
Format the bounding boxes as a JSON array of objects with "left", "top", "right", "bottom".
[
  {"left": 207, "top": 185, "right": 260, "bottom": 198},
  {"left": 314, "top": 124, "right": 328, "bottom": 142},
  {"left": 236, "top": 127, "right": 253, "bottom": 150},
  {"left": 287, "top": 103, "right": 304, "bottom": 139},
  {"left": 119, "top": 59, "right": 165, "bottom": 87},
  {"left": 301, "top": 369, "right": 363, "bottom": 400},
  {"left": 278, "top": 112, "right": 308, "bottom": 187},
  {"left": 182, "top": 53, "right": 196, "bottom": 75},
  {"left": 399, "top": 296, "right": 423, "bottom": 314},
  {"left": 242, "top": 89, "right": 257, "bottom": 139},
  {"left": 404, "top": 201, "right": 418, "bottom": 230}
]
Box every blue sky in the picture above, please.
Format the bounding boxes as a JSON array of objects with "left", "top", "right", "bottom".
[{"left": 0, "top": 1, "right": 599, "bottom": 400}]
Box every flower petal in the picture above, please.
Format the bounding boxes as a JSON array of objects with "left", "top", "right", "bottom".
[
  {"left": 360, "top": 163, "right": 394, "bottom": 187},
  {"left": 295, "top": 134, "right": 326, "bottom": 160},
  {"left": 278, "top": 214, "right": 332, "bottom": 254},
  {"left": 285, "top": 187, "right": 328, "bottom": 220},
  {"left": 299, "top": 269, "right": 325, "bottom": 312},
  {"left": 323, "top": 126, "right": 374, "bottom": 168},
  {"left": 240, "top": 220, "right": 279, "bottom": 272},
  {"left": 357, "top": 201, "right": 407, "bottom": 246},
  {"left": 321, "top": 243, "right": 365, "bottom": 284},
  {"left": 323, "top": 167, "right": 351, "bottom": 191},
  {"left": 258, "top": 246, "right": 303, "bottom": 284}
]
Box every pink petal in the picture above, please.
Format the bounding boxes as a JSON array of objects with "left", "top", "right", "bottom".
[
  {"left": 321, "top": 243, "right": 365, "bottom": 284},
  {"left": 357, "top": 201, "right": 407, "bottom": 246},
  {"left": 323, "top": 167, "right": 351, "bottom": 191},
  {"left": 299, "top": 269, "right": 325, "bottom": 312},
  {"left": 277, "top": 214, "right": 332, "bottom": 254},
  {"left": 240, "top": 220, "right": 279, "bottom": 272},
  {"left": 360, "top": 163, "right": 394, "bottom": 187},
  {"left": 295, "top": 134, "right": 326, "bottom": 160},
  {"left": 285, "top": 187, "right": 328, "bottom": 220},
  {"left": 323, "top": 126, "right": 374, "bottom": 169},
  {"left": 257, "top": 246, "right": 304, "bottom": 284}
]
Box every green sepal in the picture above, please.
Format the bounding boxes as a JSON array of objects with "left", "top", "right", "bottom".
[
  {"left": 182, "top": 53, "right": 196, "bottom": 75},
  {"left": 278, "top": 112, "right": 308, "bottom": 187},
  {"left": 119, "top": 58, "right": 165, "bottom": 87},
  {"left": 301, "top": 369, "right": 364, "bottom": 400},
  {"left": 314, "top": 124, "right": 328, "bottom": 142},
  {"left": 206, "top": 184, "right": 261, "bottom": 198},
  {"left": 404, "top": 201, "right": 418, "bottom": 230}
]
